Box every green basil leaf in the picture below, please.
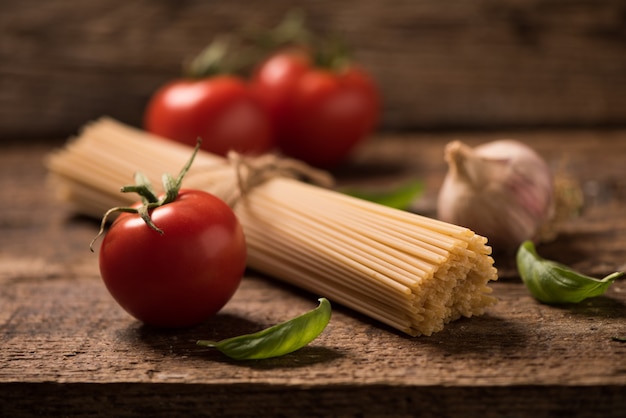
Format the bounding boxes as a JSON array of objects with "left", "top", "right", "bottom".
[
  {"left": 516, "top": 240, "right": 623, "bottom": 304},
  {"left": 197, "top": 298, "right": 331, "bottom": 360},
  {"left": 342, "top": 180, "right": 423, "bottom": 210}
]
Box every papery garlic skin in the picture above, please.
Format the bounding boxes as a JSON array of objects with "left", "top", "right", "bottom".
[{"left": 437, "top": 139, "right": 554, "bottom": 252}]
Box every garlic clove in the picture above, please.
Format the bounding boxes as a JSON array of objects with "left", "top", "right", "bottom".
[{"left": 437, "top": 139, "right": 555, "bottom": 253}]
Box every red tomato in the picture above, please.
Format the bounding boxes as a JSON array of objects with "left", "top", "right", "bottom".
[
  {"left": 144, "top": 75, "right": 274, "bottom": 157},
  {"left": 98, "top": 190, "right": 247, "bottom": 328},
  {"left": 252, "top": 51, "right": 379, "bottom": 168}
]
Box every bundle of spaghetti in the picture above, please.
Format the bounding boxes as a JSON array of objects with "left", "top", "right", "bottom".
[{"left": 46, "top": 117, "right": 498, "bottom": 336}]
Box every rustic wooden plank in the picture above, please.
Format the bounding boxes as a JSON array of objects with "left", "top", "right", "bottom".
[
  {"left": 2, "top": 270, "right": 626, "bottom": 386},
  {"left": 2, "top": 0, "right": 626, "bottom": 140},
  {"left": 1, "top": 254, "right": 625, "bottom": 415},
  {"left": 2, "top": 383, "right": 623, "bottom": 418},
  {"left": 1, "top": 131, "right": 626, "bottom": 416}
]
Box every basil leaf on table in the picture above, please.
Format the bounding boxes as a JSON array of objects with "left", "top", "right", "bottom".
[
  {"left": 197, "top": 298, "right": 331, "bottom": 360},
  {"left": 516, "top": 240, "right": 623, "bottom": 304},
  {"left": 342, "top": 180, "right": 423, "bottom": 210}
]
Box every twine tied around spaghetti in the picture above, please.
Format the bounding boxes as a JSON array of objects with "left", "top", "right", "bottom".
[{"left": 225, "top": 151, "right": 335, "bottom": 207}]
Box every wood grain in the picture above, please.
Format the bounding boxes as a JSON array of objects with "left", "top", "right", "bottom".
[
  {"left": 2, "top": 0, "right": 626, "bottom": 141},
  {"left": 1, "top": 130, "right": 625, "bottom": 416}
]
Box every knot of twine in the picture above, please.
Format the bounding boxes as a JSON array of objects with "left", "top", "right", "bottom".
[{"left": 225, "top": 151, "right": 334, "bottom": 206}]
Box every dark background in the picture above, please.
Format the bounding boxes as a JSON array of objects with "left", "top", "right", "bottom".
[{"left": 2, "top": 0, "right": 626, "bottom": 141}]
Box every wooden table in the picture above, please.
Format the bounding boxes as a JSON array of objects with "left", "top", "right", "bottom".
[{"left": 1, "top": 130, "right": 625, "bottom": 417}]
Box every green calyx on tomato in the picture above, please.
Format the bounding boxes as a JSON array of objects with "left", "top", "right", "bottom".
[
  {"left": 185, "top": 37, "right": 233, "bottom": 79},
  {"left": 90, "top": 138, "right": 202, "bottom": 249},
  {"left": 248, "top": 10, "right": 312, "bottom": 54},
  {"left": 247, "top": 9, "right": 353, "bottom": 72},
  {"left": 184, "top": 36, "right": 256, "bottom": 80}
]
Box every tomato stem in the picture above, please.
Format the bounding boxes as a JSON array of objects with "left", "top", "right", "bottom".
[
  {"left": 90, "top": 138, "right": 203, "bottom": 251},
  {"left": 238, "top": 10, "right": 352, "bottom": 75},
  {"left": 312, "top": 37, "right": 352, "bottom": 72},
  {"left": 121, "top": 174, "right": 159, "bottom": 204},
  {"left": 185, "top": 37, "right": 232, "bottom": 79},
  {"left": 250, "top": 9, "right": 312, "bottom": 51}
]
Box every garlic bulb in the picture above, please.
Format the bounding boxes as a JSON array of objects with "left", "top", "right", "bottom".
[{"left": 437, "top": 139, "right": 554, "bottom": 252}]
